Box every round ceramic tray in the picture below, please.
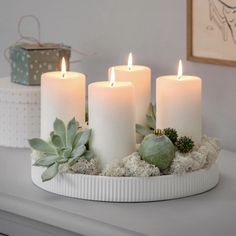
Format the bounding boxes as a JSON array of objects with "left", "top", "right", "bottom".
[{"left": 31, "top": 161, "right": 220, "bottom": 202}]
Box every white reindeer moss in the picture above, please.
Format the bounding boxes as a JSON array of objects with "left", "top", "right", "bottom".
[
  {"left": 102, "top": 152, "right": 160, "bottom": 177},
  {"left": 32, "top": 135, "right": 220, "bottom": 177},
  {"left": 58, "top": 157, "right": 101, "bottom": 175},
  {"left": 170, "top": 135, "right": 221, "bottom": 175},
  {"left": 70, "top": 157, "right": 101, "bottom": 175}
]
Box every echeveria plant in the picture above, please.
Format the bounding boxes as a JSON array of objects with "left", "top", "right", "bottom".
[
  {"left": 136, "top": 103, "right": 156, "bottom": 136},
  {"left": 29, "top": 118, "right": 93, "bottom": 182}
]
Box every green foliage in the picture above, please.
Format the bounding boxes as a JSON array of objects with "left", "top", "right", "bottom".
[
  {"left": 33, "top": 155, "right": 60, "bottom": 167},
  {"left": 28, "top": 138, "right": 57, "bottom": 155},
  {"left": 29, "top": 118, "right": 93, "bottom": 182},
  {"left": 84, "top": 150, "right": 94, "bottom": 161},
  {"left": 51, "top": 134, "right": 64, "bottom": 148},
  {"left": 163, "top": 128, "right": 178, "bottom": 145},
  {"left": 53, "top": 118, "right": 66, "bottom": 146},
  {"left": 73, "top": 129, "right": 91, "bottom": 147},
  {"left": 135, "top": 124, "right": 153, "bottom": 137},
  {"left": 71, "top": 145, "right": 86, "bottom": 158},
  {"left": 136, "top": 103, "right": 156, "bottom": 137},
  {"left": 67, "top": 117, "right": 78, "bottom": 148},
  {"left": 176, "top": 136, "right": 194, "bottom": 153},
  {"left": 41, "top": 162, "right": 59, "bottom": 182}
]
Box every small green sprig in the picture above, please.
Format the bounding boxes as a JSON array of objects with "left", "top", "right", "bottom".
[
  {"left": 29, "top": 118, "right": 93, "bottom": 182},
  {"left": 136, "top": 103, "right": 156, "bottom": 136}
]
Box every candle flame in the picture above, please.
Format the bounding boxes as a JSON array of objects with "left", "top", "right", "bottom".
[
  {"left": 61, "top": 57, "right": 66, "bottom": 79},
  {"left": 109, "top": 67, "right": 116, "bottom": 87},
  {"left": 177, "top": 60, "right": 183, "bottom": 80},
  {"left": 128, "top": 52, "right": 133, "bottom": 70}
]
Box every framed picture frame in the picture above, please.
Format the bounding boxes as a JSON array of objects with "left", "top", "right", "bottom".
[{"left": 187, "top": 0, "right": 236, "bottom": 67}]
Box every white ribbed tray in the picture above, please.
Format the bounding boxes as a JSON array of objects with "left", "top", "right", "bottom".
[
  {"left": 31, "top": 162, "right": 219, "bottom": 202},
  {"left": 0, "top": 77, "right": 40, "bottom": 148}
]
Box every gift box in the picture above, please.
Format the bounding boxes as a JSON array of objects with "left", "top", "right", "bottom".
[{"left": 9, "top": 43, "right": 71, "bottom": 85}]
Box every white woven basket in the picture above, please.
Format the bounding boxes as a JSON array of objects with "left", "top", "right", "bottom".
[
  {"left": 0, "top": 77, "right": 40, "bottom": 148},
  {"left": 32, "top": 162, "right": 219, "bottom": 202}
]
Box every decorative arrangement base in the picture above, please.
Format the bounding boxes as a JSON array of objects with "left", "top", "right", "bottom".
[{"left": 31, "top": 162, "right": 219, "bottom": 202}]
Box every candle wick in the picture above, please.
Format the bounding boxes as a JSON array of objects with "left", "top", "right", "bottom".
[
  {"left": 177, "top": 75, "right": 182, "bottom": 80},
  {"left": 62, "top": 73, "right": 65, "bottom": 79},
  {"left": 110, "top": 82, "right": 114, "bottom": 87}
]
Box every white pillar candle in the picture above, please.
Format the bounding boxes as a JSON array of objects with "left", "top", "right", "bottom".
[
  {"left": 89, "top": 68, "right": 136, "bottom": 168},
  {"left": 41, "top": 58, "right": 85, "bottom": 140},
  {"left": 156, "top": 60, "right": 202, "bottom": 145},
  {"left": 109, "top": 53, "right": 151, "bottom": 139}
]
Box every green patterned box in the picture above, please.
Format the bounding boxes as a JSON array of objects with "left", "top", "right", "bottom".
[{"left": 10, "top": 43, "right": 71, "bottom": 85}]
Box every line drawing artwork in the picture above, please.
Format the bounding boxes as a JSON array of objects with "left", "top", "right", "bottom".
[{"left": 208, "top": 0, "right": 236, "bottom": 44}]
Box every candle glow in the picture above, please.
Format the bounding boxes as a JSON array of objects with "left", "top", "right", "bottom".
[
  {"left": 61, "top": 57, "right": 66, "bottom": 79},
  {"left": 128, "top": 53, "right": 133, "bottom": 70},
  {"left": 109, "top": 67, "right": 116, "bottom": 86},
  {"left": 177, "top": 60, "right": 183, "bottom": 80}
]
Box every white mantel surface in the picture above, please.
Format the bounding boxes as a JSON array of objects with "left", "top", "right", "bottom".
[{"left": 0, "top": 147, "right": 236, "bottom": 236}]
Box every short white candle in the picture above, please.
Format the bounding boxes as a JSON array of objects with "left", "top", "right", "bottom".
[
  {"left": 89, "top": 68, "right": 136, "bottom": 168},
  {"left": 156, "top": 60, "right": 202, "bottom": 145},
  {"left": 41, "top": 58, "right": 86, "bottom": 140},
  {"left": 109, "top": 53, "right": 151, "bottom": 142}
]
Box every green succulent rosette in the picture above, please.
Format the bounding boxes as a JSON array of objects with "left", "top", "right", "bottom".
[{"left": 29, "top": 118, "right": 93, "bottom": 182}]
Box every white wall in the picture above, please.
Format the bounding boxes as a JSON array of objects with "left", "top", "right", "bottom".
[{"left": 0, "top": 0, "right": 236, "bottom": 151}]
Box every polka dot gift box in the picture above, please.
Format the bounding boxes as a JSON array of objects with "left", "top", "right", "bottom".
[{"left": 9, "top": 43, "right": 71, "bottom": 85}]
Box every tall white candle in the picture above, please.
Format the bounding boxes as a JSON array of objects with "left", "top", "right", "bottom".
[
  {"left": 156, "top": 60, "right": 202, "bottom": 145},
  {"left": 89, "top": 68, "right": 136, "bottom": 168},
  {"left": 41, "top": 58, "right": 85, "bottom": 140},
  {"left": 109, "top": 53, "right": 151, "bottom": 141}
]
